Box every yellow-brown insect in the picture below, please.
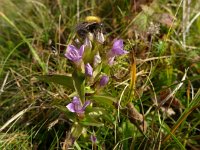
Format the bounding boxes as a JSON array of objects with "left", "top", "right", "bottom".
[{"left": 76, "top": 16, "right": 104, "bottom": 43}]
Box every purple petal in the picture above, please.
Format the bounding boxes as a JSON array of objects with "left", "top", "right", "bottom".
[
  {"left": 67, "top": 97, "right": 90, "bottom": 114},
  {"left": 64, "top": 45, "right": 82, "bottom": 62},
  {"left": 79, "top": 45, "right": 85, "bottom": 56},
  {"left": 72, "top": 96, "right": 83, "bottom": 112},
  {"left": 108, "top": 56, "right": 115, "bottom": 66},
  {"left": 113, "top": 39, "right": 123, "bottom": 49},
  {"left": 112, "top": 47, "right": 128, "bottom": 55},
  {"left": 66, "top": 103, "right": 76, "bottom": 112},
  {"left": 67, "top": 45, "right": 77, "bottom": 51},
  {"left": 100, "top": 75, "right": 109, "bottom": 86},
  {"left": 65, "top": 51, "right": 80, "bottom": 62},
  {"left": 85, "top": 63, "right": 93, "bottom": 77},
  {"left": 111, "top": 39, "right": 128, "bottom": 56},
  {"left": 72, "top": 96, "right": 81, "bottom": 104},
  {"left": 82, "top": 100, "right": 91, "bottom": 110}
]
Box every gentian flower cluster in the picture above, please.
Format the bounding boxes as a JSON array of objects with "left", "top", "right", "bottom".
[
  {"left": 64, "top": 38, "right": 128, "bottom": 115},
  {"left": 63, "top": 17, "right": 130, "bottom": 147}
]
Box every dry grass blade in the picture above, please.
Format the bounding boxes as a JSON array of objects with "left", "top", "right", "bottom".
[
  {"left": 130, "top": 54, "right": 137, "bottom": 93},
  {"left": 157, "top": 68, "right": 189, "bottom": 109},
  {"left": 0, "top": 71, "right": 10, "bottom": 95},
  {"left": 0, "top": 105, "right": 39, "bottom": 132},
  {"left": 126, "top": 102, "right": 147, "bottom": 133}
]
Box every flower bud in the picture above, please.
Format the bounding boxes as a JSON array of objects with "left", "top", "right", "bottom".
[
  {"left": 90, "top": 135, "right": 97, "bottom": 143},
  {"left": 96, "top": 32, "right": 105, "bottom": 44},
  {"left": 85, "top": 63, "right": 93, "bottom": 77},
  {"left": 93, "top": 53, "right": 101, "bottom": 67},
  {"left": 99, "top": 75, "right": 109, "bottom": 86}
]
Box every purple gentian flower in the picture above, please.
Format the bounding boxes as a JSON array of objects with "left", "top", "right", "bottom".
[
  {"left": 64, "top": 45, "right": 85, "bottom": 62},
  {"left": 66, "top": 96, "right": 90, "bottom": 114},
  {"left": 100, "top": 75, "right": 109, "bottom": 86},
  {"left": 90, "top": 135, "right": 97, "bottom": 143},
  {"left": 108, "top": 39, "right": 128, "bottom": 65},
  {"left": 111, "top": 39, "right": 128, "bottom": 55},
  {"left": 85, "top": 63, "right": 93, "bottom": 77}
]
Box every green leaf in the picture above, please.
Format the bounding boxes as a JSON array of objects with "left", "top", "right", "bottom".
[
  {"left": 80, "top": 121, "right": 104, "bottom": 127},
  {"left": 80, "top": 116, "right": 104, "bottom": 127},
  {"left": 37, "top": 74, "right": 74, "bottom": 89},
  {"left": 72, "top": 71, "right": 85, "bottom": 102},
  {"left": 91, "top": 95, "right": 117, "bottom": 108},
  {"left": 86, "top": 107, "right": 105, "bottom": 118},
  {"left": 86, "top": 107, "right": 115, "bottom": 123}
]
